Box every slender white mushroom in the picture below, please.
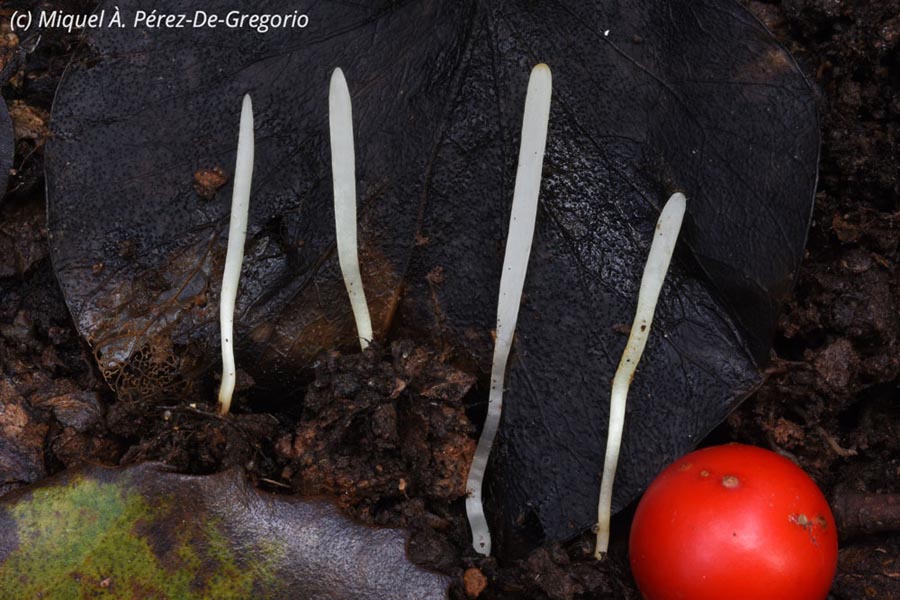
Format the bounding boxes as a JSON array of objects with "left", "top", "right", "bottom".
[
  {"left": 217, "top": 94, "right": 254, "bottom": 415},
  {"left": 594, "top": 191, "right": 686, "bottom": 559},
  {"left": 465, "top": 63, "right": 552, "bottom": 556},
  {"left": 329, "top": 67, "right": 373, "bottom": 351}
]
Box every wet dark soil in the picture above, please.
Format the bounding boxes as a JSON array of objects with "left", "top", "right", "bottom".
[{"left": 1, "top": 0, "right": 899, "bottom": 598}]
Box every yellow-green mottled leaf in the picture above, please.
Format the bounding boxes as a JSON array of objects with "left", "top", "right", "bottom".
[{"left": 0, "top": 464, "right": 449, "bottom": 599}]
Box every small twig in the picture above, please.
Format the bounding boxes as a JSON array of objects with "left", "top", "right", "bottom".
[
  {"left": 817, "top": 426, "right": 858, "bottom": 457},
  {"left": 260, "top": 477, "right": 292, "bottom": 490},
  {"left": 156, "top": 404, "right": 278, "bottom": 437},
  {"left": 792, "top": 405, "right": 857, "bottom": 457},
  {"left": 832, "top": 491, "right": 900, "bottom": 538},
  {"left": 763, "top": 358, "right": 810, "bottom": 376},
  {"left": 765, "top": 431, "right": 803, "bottom": 465},
  {"left": 158, "top": 404, "right": 231, "bottom": 424}
]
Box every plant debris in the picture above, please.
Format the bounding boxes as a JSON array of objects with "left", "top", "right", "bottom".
[{"left": 0, "top": 463, "right": 452, "bottom": 599}]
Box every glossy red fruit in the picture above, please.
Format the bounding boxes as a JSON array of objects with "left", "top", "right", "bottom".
[{"left": 629, "top": 443, "right": 838, "bottom": 600}]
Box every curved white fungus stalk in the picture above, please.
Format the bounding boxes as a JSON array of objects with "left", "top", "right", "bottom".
[
  {"left": 465, "top": 63, "right": 552, "bottom": 556},
  {"left": 594, "top": 191, "right": 686, "bottom": 559},
  {"left": 217, "top": 94, "right": 255, "bottom": 416},
  {"left": 329, "top": 67, "right": 373, "bottom": 351}
]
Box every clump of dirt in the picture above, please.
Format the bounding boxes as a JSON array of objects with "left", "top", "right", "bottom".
[
  {"left": 275, "top": 342, "right": 475, "bottom": 518},
  {"left": 100, "top": 341, "right": 476, "bottom": 516},
  {"left": 466, "top": 543, "right": 638, "bottom": 600},
  {"left": 0, "top": 260, "right": 119, "bottom": 496},
  {"left": 731, "top": 0, "right": 900, "bottom": 501}
]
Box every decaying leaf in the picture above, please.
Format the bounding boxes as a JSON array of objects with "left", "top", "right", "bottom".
[
  {"left": 0, "top": 463, "right": 450, "bottom": 599},
  {"left": 47, "top": 0, "right": 467, "bottom": 401},
  {"left": 397, "top": 1, "right": 818, "bottom": 553}
]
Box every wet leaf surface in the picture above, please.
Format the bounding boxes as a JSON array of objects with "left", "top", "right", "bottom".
[
  {"left": 392, "top": 1, "right": 818, "bottom": 553},
  {"left": 275, "top": 341, "right": 476, "bottom": 510},
  {"left": 0, "top": 462, "right": 450, "bottom": 599},
  {"left": 46, "top": 0, "right": 818, "bottom": 556},
  {"left": 401, "top": 1, "right": 818, "bottom": 553},
  {"left": 47, "top": 0, "right": 469, "bottom": 400}
]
